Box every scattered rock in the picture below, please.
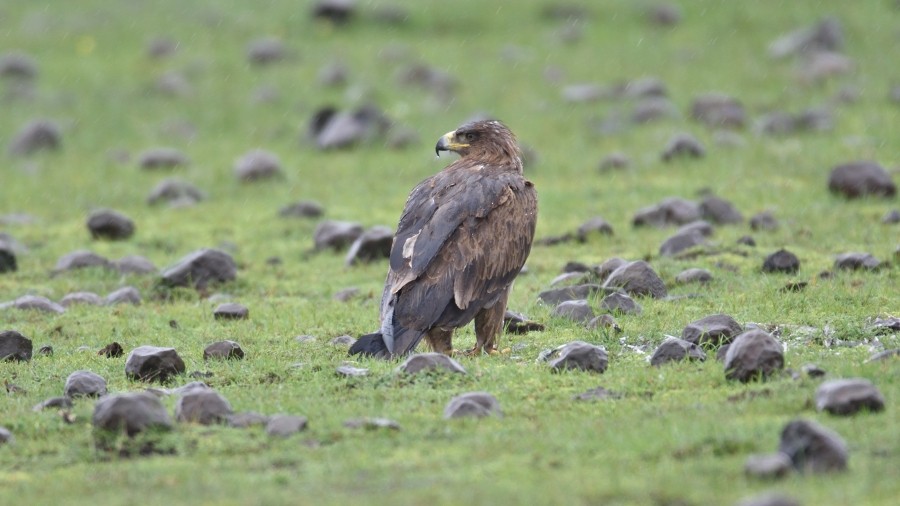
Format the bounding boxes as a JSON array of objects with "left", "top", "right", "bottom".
[
  {"left": 801, "top": 363, "right": 826, "bottom": 378},
  {"left": 115, "top": 255, "right": 157, "bottom": 274},
  {"left": 330, "top": 335, "right": 356, "bottom": 347},
  {"left": 0, "top": 330, "right": 32, "bottom": 362},
  {"left": 646, "top": 3, "right": 681, "bottom": 26},
  {"left": 598, "top": 152, "right": 630, "bottom": 172},
  {"left": 587, "top": 314, "right": 621, "bottom": 332},
  {"left": 174, "top": 390, "right": 232, "bottom": 425},
  {"left": 763, "top": 249, "right": 800, "bottom": 274},
  {"left": 333, "top": 287, "right": 359, "bottom": 302},
  {"left": 59, "top": 292, "right": 103, "bottom": 307},
  {"left": 32, "top": 396, "right": 73, "bottom": 412},
  {"left": 602, "top": 260, "right": 668, "bottom": 299},
  {"left": 573, "top": 386, "right": 622, "bottom": 401},
  {"left": 576, "top": 216, "right": 614, "bottom": 241},
  {"left": 317, "top": 61, "right": 349, "bottom": 87},
  {"left": 750, "top": 211, "right": 779, "bottom": 231},
  {"left": 336, "top": 365, "right": 368, "bottom": 377},
  {"left": 64, "top": 370, "right": 108, "bottom": 398},
  {"left": 723, "top": 329, "right": 784, "bottom": 382},
  {"left": 737, "top": 235, "right": 757, "bottom": 246},
  {"left": 882, "top": 209, "right": 900, "bottom": 224},
  {"left": 203, "top": 340, "right": 244, "bottom": 360},
  {"left": 312, "top": 0, "right": 356, "bottom": 24},
  {"left": 145, "top": 37, "right": 178, "bottom": 59},
  {"left": 314, "top": 220, "right": 364, "bottom": 251},
  {"left": 562, "top": 83, "right": 603, "bottom": 103},
  {"left": 397, "top": 353, "right": 467, "bottom": 375},
  {"left": 266, "top": 414, "right": 310, "bottom": 438},
  {"left": 37, "top": 345, "right": 53, "bottom": 356},
  {"left": 834, "top": 252, "right": 880, "bottom": 271},
  {"left": 552, "top": 299, "right": 595, "bottom": 323},
  {"left": 661, "top": 133, "right": 705, "bottom": 162},
  {"left": 0, "top": 427, "right": 12, "bottom": 445},
  {"left": 125, "top": 345, "right": 186, "bottom": 382},
  {"left": 828, "top": 161, "right": 896, "bottom": 198},
  {"left": 744, "top": 453, "right": 793, "bottom": 480},
  {"left": 10, "top": 295, "right": 65, "bottom": 313},
  {"left": 633, "top": 197, "right": 701, "bottom": 227},
  {"left": 503, "top": 310, "right": 545, "bottom": 334},
  {"left": 443, "top": 392, "right": 502, "bottom": 419},
  {"left": 815, "top": 378, "right": 885, "bottom": 415},
  {"left": 778, "top": 418, "right": 848, "bottom": 473},
  {"left": 106, "top": 286, "right": 141, "bottom": 305},
  {"left": 631, "top": 97, "right": 678, "bottom": 124},
  {"left": 682, "top": 314, "right": 743, "bottom": 347},
  {"left": 0, "top": 237, "right": 18, "bottom": 273},
  {"left": 538, "top": 284, "right": 604, "bottom": 305},
  {"left": 234, "top": 150, "right": 283, "bottom": 182},
  {"left": 154, "top": 71, "right": 191, "bottom": 97},
  {"left": 649, "top": 337, "right": 707, "bottom": 366},
  {"left": 345, "top": 226, "right": 394, "bottom": 265},
  {"left": 98, "top": 342, "right": 124, "bottom": 358},
  {"left": 9, "top": 119, "right": 61, "bottom": 156},
  {"left": 769, "top": 17, "right": 844, "bottom": 58},
  {"left": 599, "top": 292, "right": 641, "bottom": 315},
  {"left": 87, "top": 209, "right": 135, "bottom": 240},
  {"left": 866, "top": 348, "right": 899, "bottom": 362},
  {"left": 343, "top": 417, "right": 401, "bottom": 430},
  {"left": 92, "top": 392, "right": 173, "bottom": 447},
  {"left": 312, "top": 105, "right": 390, "bottom": 150},
  {"left": 0, "top": 51, "right": 38, "bottom": 80},
  {"left": 659, "top": 230, "right": 707, "bottom": 257},
  {"left": 800, "top": 51, "right": 853, "bottom": 83},
  {"left": 735, "top": 492, "right": 800, "bottom": 506},
  {"left": 246, "top": 37, "right": 285, "bottom": 65},
  {"left": 691, "top": 93, "right": 746, "bottom": 129},
  {"left": 147, "top": 178, "right": 206, "bottom": 206},
  {"left": 279, "top": 200, "right": 324, "bottom": 218},
  {"left": 596, "top": 257, "right": 628, "bottom": 280},
  {"left": 548, "top": 341, "right": 608, "bottom": 374},
  {"left": 54, "top": 250, "right": 112, "bottom": 272},
  {"left": 160, "top": 248, "right": 237, "bottom": 290},
  {"left": 676, "top": 268, "right": 713, "bottom": 284},
  {"left": 227, "top": 412, "right": 270, "bottom": 428},
  {"left": 700, "top": 196, "right": 743, "bottom": 224},
  {"left": 138, "top": 147, "right": 188, "bottom": 170},
  {"left": 213, "top": 302, "right": 249, "bottom": 320}
]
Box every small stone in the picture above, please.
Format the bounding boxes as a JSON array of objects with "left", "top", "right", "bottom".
[
  {"left": 676, "top": 268, "right": 713, "bottom": 284},
  {"left": 735, "top": 492, "right": 800, "bottom": 506},
  {"left": 314, "top": 220, "right": 364, "bottom": 251},
  {"left": 598, "top": 152, "right": 630, "bottom": 172},
  {"left": 631, "top": 97, "right": 678, "bottom": 124},
  {"left": 649, "top": 337, "right": 706, "bottom": 366},
  {"left": 815, "top": 378, "right": 885, "bottom": 415},
  {"left": 661, "top": 133, "right": 705, "bottom": 162},
  {"left": 312, "top": 0, "right": 356, "bottom": 24},
  {"left": 336, "top": 365, "right": 368, "bottom": 377},
  {"left": 279, "top": 200, "right": 324, "bottom": 218},
  {"left": 596, "top": 257, "right": 628, "bottom": 280},
  {"left": 769, "top": 17, "right": 844, "bottom": 59},
  {"left": 828, "top": 161, "right": 896, "bottom": 199},
  {"left": 0, "top": 330, "right": 33, "bottom": 362},
  {"left": 246, "top": 37, "right": 285, "bottom": 65},
  {"left": 266, "top": 414, "right": 308, "bottom": 437},
  {"left": 834, "top": 252, "right": 880, "bottom": 271},
  {"left": 691, "top": 93, "right": 746, "bottom": 129},
  {"left": 750, "top": 211, "right": 779, "bottom": 231},
  {"left": 160, "top": 248, "right": 237, "bottom": 290},
  {"left": 87, "top": 209, "right": 135, "bottom": 240},
  {"left": 633, "top": 197, "right": 701, "bottom": 228},
  {"left": 538, "top": 284, "right": 604, "bottom": 305},
  {"left": 866, "top": 348, "right": 899, "bottom": 362},
  {"left": 737, "top": 235, "right": 757, "bottom": 246},
  {"left": 312, "top": 105, "right": 390, "bottom": 150},
  {"left": 0, "top": 239, "right": 17, "bottom": 273},
  {"left": 744, "top": 453, "right": 793, "bottom": 480},
  {"left": 602, "top": 260, "right": 668, "bottom": 299},
  {"left": 646, "top": 3, "right": 681, "bottom": 26},
  {"left": 549, "top": 272, "right": 589, "bottom": 287},
  {"left": 587, "top": 314, "right": 621, "bottom": 332},
  {"left": 677, "top": 220, "right": 715, "bottom": 237},
  {"left": 54, "top": 250, "right": 112, "bottom": 272},
  {"left": 503, "top": 311, "right": 545, "bottom": 334},
  {"left": 443, "top": 392, "right": 502, "bottom": 419},
  {"left": 700, "top": 196, "right": 743, "bottom": 224},
  {"left": 227, "top": 412, "right": 270, "bottom": 428},
  {"left": 9, "top": 119, "right": 61, "bottom": 156},
  {"left": 333, "top": 287, "right": 359, "bottom": 302},
  {"left": 213, "top": 302, "right": 249, "bottom": 320},
  {"left": 0, "top": 51, "right": 38, "bottom": 79},
  {"left": 0, "top": 427, "right": 13, "bottom": 445},
  {"left": 147, "top": 178, "right": 205, "bottom": 206},
  {"left": 92, "top": 392, "right": 173, "bottom": 446},
  {"left": 562, "top": 83, "right": 603, "bottom": 103},
  {"left": 576, "top": 217, "right": 614, "bottom": 241},
  {"left": 175, "top": 389, "right": 233, "bottom": 425},
  {"left": 125, "top": 345, "right": 186, "bottom": 382},
  {"left": 398, "top": 353, "right": 466, "bottom": 375},
  {"left": 234, "top": 150, "right": 283, "bottom": 182},
  {"left": 105, "top": 286, "right": 141, "bottom": 305},
  {"left": 682, "top": 314, "right": 743, "bottom": 347},
  {"left": 881, "top": 209, "right": 900, "bottom": 224},
  {"left": 115, "top": 255, "right": 157, "bottom": 275},
  {"left": 98, "top": 342, "right": 124, "bottom": 358},
  {"left": 64, "top": 370, "right": 108, "bottom": 398},
  {"left": 778, "top": 418, "right": 848, "bottom": 473},
  {"left": 203, "top": 340, "right": 244, "bottom": 360},
  {"left": 548, "top": 341, "right": 608, "bottom": 374},
  {"left": 317, "top": 61, "right": 349, "bottom": 87},
  {"left": 723, "top": 329, "right": 784, "bottom": 382},
  {"left": 345, "top": 226, "right": 394, "bottom": 265},
  {"left": 763, "top": 249, "right": 800, "bottom": 274},
  {"left": 801, "top": 363, "right": 826, "bottom": 378},
  {"left": 330, "top": 335, "right": 356, "bottom": 347},
  {"left": 145, "top": 37, "right": 177, "bottom": 59},
  {"left": 573, "top": 386, "right": 622, "bottom": 401},
  {"left": 38, "top": 345, "right": 53, "bottom": 356},
  {"left": 599, "top": 292, "right": 641, "bottom": 315},
  {"left": 138, "top": 147, "right": 188, "bottom": 170},
  {"left": 12, "top": 295, "right": 65, "bottom": 313},
  {"left": 659, "top": 230, "right": 706, "bottom": 257},
  {"left": 343, "top": 417, "right": 401, "bottom": 430},
  {"left": 154, "top": 71, "right": 192, "bottom": 97},
  {"left": 552, "top": 300, "right": 595, "bottom": 323},
  {"left": 33, "top": 396, "right": 73, "bottom": 412}
]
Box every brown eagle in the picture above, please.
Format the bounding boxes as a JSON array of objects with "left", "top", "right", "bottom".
[{"left": 349, "top": 120, "right": 538, "bottom": 359}]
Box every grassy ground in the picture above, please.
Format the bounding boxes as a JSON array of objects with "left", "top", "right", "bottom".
[{"left": 1, "top": 1, "right": 899, "bottom": 504}]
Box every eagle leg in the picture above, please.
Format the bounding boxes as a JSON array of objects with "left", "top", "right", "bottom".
[
  {"left": 425, "top": 327, "right": 454, "bottom": 356},
  {"left": 468, "top": 287, "right": 511, "bottom": 356}
]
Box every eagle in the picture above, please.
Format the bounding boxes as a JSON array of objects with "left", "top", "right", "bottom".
[{"left": 349, "top": 120, "right": 538, "bottom": 359}]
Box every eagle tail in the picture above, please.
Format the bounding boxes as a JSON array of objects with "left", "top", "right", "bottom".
[{"left": 349, "top": 332, "right": 391, "bottom": 358}]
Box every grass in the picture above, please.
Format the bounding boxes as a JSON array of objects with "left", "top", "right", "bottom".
[{"left": 1, "top": 0, "right": 899, "bottom": 504}]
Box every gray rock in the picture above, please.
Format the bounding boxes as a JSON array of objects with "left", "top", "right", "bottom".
[
  {"left": 598, "top": 153, "right": 630, "bottom": 172},
  {"left": 828, "top": 161, "right": 896, "bottom": 198},
  {"left": 343, "top": 417, "right": 401, "bottom": 430},
  {"left": 87, "top": 209, "right": 135, "bottom": 240},
  {"left": 138, "top": 147, "right": 188, "bottom": 170},
  {"left": 317, "top": 61, "right": 349, "bottom": 87},
  {"left": 313, "top": 105, "right": 390, "bottom": 150},
  {"left": 154, "top": 71, "right": 192, "bottom": 97},
  {"left": 227, "top": 411, "right": 270, "bottom": 428},
  {"left": 105, "top": 286, "right": 141, "bottom": 305},
  {"left": 9, "top": 119, "right": 61, "bottom": 156},
  {"left": 333, "top": 287, "right": 359, "bottom": 302},
  {"left": 167, "top": 381, "right": 211, "bottom": 396},
  {"left": 596, "top": 257, "right": 628, "bottom": 280},
  {"left": 549, "top": 272, "right": 590, "bottom": 287},
  {"left": 32, "top": 396, "right": 73, "bottom": 412},
  {"left": 398, "top": 353, "right": 467, "bottom": 375},
  {"left": 37, "top": 345, "right": 53, "bottom": 356},
  {"left": 12, "top": 295, "right": 65, "bottom": 313},
  {"left": 0, "top": 238, "right": 17, "bottom": 273},
  {"left": 677, "top": 220, "right": 715, "bottom": 237},
  {"left": 336, "top": 365, "right": 368, "bottom": 377},
  {"left": 331, "top": 335, "right": 356, "bottom": 347},
  {"left": 0, "top": 330, "right": 32, "bottom": 362},
  {"left": 125, "top": 345, "right": 186, "bottom": 382},
  {"left": 587, "top": 314, "right": 621, "bottom": 332},
  {"left": 246, "top": 37, "right": 285, "bottom": 65},
  {"left": 750, "top": 211, "right": 779, "bottom": 231},
  {"left": 538, "top": 284, "right": 605, "bottom": 305},
  {"left": 175, "top": 389, "right": 233, "bottom": 425},
  {"left": 115, "top": 255, "right": 157, "bottom": 274},
  {"left": 599, "top": 292, "right": 641, "bottom": 315},
  {"left": 234, "top": 150, "right": 283, "bottom": 182},
  {"left": 314, "top": 220, "right": 364, "bottom": 251},
  {"left": 691, "top": 93, "right": 746, "bottom": 129},
  {"left": 602, "top": 260, "right": 667, "bottom": 299},
  {"left": 801, "top": 363, "right": 826, "bottom": 378},
  {"left": 769, "top": 17, "right": 843, "bottom": 58},
  {"left": 834, "top": 252, "right": 880, "bottom": 271},
  {"left": 266, "top": 414, "right": 308, "bottom": 437},
  {"left": 735, "top": 492, "right": 800, "bottom": 506},
  {"left": 64, "top": 370, "right": 107, "bottom": 398},
  {"left": 646, "top": 3, "right": 681, "bottom": 26},
  {"left": 345, "top": 225, "right": 394, "bottom": 265},
  {"left": 213, "top": 302, "right": 249, "bottom": 320},
  {"left": 0, "top": 51, "right": 38, "bottom": 79},
  {"left": 279, "top": 200, "right": 324, "bottom": 218},
  {"left": 549, "top": 341, "right": 608, "bottom": 374},
  {"left": 98, "top": 342, "right": 124, "bottom": 358},
  {"left": 203, "top": 340, "right": 244, "bottom": 360},
  {"left": 815, "top": 378, "right": 885, "bottom": 415},
  {"left": 676, "top": 268, "right": 713, "bottom": 284},
  {"left": 800, "top": 51, "right": 854, "bottom": 83},
  {"left": 0, "top": 427, "right": 13, "bottom": 445},
  {"left": 661, "top": 133, "right": 705, "bottom": 162},
  {"left": 744, "top": 453, "right": 794, "bottom": 480},
  {"left": 778, "top": 418, "right": 848, "bottom": 473},
  {"left": 562, "top": 83, "right": 603, "bottom": 103},
  {"left": 92, "top": 392, "right": 173, "bottom": 442},
  {"left": 881, "top": 209, "right": 900, "bottom": 224},
  {"left": 659, "top": 230, "right": 706, "bottom": 257},
  {"left": 54, "top": 250, "right": 112, "bottom": 272},
  {"left": 576, "top": 216, "right": 614, "bottom": 241},
  {"left": 146, "top": 37, "right": 178, "bottom": 59},
  {"left": 866, "top": 348, "right": 900, "bottom": 363},
  {"left": 723, "top": 329, "right": 784, "bottom": 382},
  {"left": 633, "top": 197, "right": 701, "bottom": 227},
  {"left": 631, "top": 97, "right": 678, "bottom": 124},
  {"left": 700, "top": 196, "right": 743, "bottom": 224},
  {"left": 762, "top": 249, "right": 800, "bottom": 274},
  {"left": 649, "top": 337, "right": 707, "bottom": 366},
  {"left": 443, "top": 392, "right": 502, "bottom": 419},
  {"left": 552, "top": 300, "right": 595, "bottom": 323},
  {"left": 573, "top": 386, "right": 622, "bottom": 401},
  {"left": 160, "top": 248, "right": 237, "bottom": 290},
  {"left": 147, "top": 178, "right": 206, "bottom": 206},
  {"left": 682, "top": 314, "right": 743, "bottom": 347},
  {"left": 737, "top": 235, "right": 756, "bottom": 247},
  {"left": 503, "top": 310, "right": 545, "bottom": 334}
]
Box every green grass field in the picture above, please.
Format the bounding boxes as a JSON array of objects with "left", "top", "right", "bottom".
[{"left": 1, "top": 1, "right": 899, "bottom": 504}]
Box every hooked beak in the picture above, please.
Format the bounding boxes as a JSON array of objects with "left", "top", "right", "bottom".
[{"left": 434, "top": 130, "right": 466, "bottom": 156}]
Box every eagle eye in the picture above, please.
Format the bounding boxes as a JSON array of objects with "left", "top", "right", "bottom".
[{"left": 462, "top": 132, "right": 477, "bottom": 142}]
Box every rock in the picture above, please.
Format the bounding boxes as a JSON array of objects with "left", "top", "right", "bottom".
[
  {"left": 312, "top": 105, "right": 390, "bottom": 150},
  {"left": 138, "top": 147, "right": 188, "bottom": 170},
  {"left": 54, "top": 250, "right": 112, "bottom": 271},
  {"left": 246, "top": 37, "right": 285, "bottom": 65},
  {"left": 561, "top": 83, "right": 603, "bottom": 103},
  {"left": 737, "top": 235, "right": 757, "bottom": 246},
  {"left": 105, "top": 286, "right": 141, "bottom": 305},
  {"left": 723, "top": 329, "right": 784, "bottom": 382},
  {"left": 333, "top": 287, "right": 359, "bottom": 302},
  {"left": 145, "top": 37, "right": 177, "bottom": 59},
  {"left": 279, "top": 200, "right": 324, "bottom": 218},
  {"left": 64, "top": 370, "right": 107, "bottom": 398},
  {"left": 538, "top": 284, "right": 605, "bottom": 305},
  {"left": 659, "top": 230, "right": 706, "bottom": 257},
  {"left": 398, "top": 353, "right": 467, "bottom": 375},
  {"left": 503, "top": 310, "right": 545, "bottom": 334},
  {"left": 311, "top": 0, "right": 356, "bottom": 24},
  {"left": 125, "top": 345, "right": 186, "bottom": 382},
  {"left": 800, "top": 51, "right": 853, "bottom": 83},
  {"left": 700, "top": 196, "right": 743, "bottom": 224},
  {"left": 549, "top": 272, "right": 590, "bottom": 287},
  {"left": 345, "top": 226, "right": 394, "bottom": 265},
  {"left": 576, "top": 217, "right": 614, "bottom": 241},
  {"left": 175, "top": 389, "right": 233, "bottom": 425},
  {"left": 98, "top": 342, "right": 124, "bottom": 358},
  {"left": 661, "top": 133, "right": 705, "bottom": 162},
  {"left": 147, "top": 178, "right": 206, "bottom": 206},
  {"left": 11, "top": 295, "right": 65, "bottom": 313},
  {"left": 115, "top": 255, "right": 157, "bottom": 275},
  {"left": 599, "top": 292, "right": 641, "bottom": 315},
  {"left": 160, "top": 248, "right": 237, "bottom": 290},
  {"left": 266, "top": 415, "right": 309, "bottom": 437},
  {"left": 750, "top": 211, "right": 779, "bottom": 231},
  {"left": 763, "top": 249, "right": 800, "bottom": 274},
  {"left": 59, "top": 292, "right": 103, "bottom": 307},
  {"left": 649, "top": 337, "right": 706, "bottom": 366},
  {"left": 801, "top": 363, "right": 826, "bottom": 378},
  {"left": 646, "top": 3, "right": 681, "bottom": 26},
  {"left": 0, "top": 427, "right": 13, "bottom": 445},
  {"left": 828, "top": 161, "right": 896, "bottom": 198},
  {"left": 573, "top": 386, "right": 622, "bottom": 401},
  {"left": 587, "top": 314, "right": 621, "bottom": 332},
  {"left": 631, "top": 97, "right": 678, "bottom": 124},
  {"left": 317, "top": 61, "right": 349, "bottom": 87},
  {"left": 343, "top": 417, "right": 401, "bottom": 430},
  {"left": 203, "top": 340, "right": 244, "bottom": 360},
  {"left": 0, "top": 51, "right": 38, "bottom": 79},
  {"left": 33, "top": 396, "right": 73, "bottom": 412},
  {"left": 330, "top": 335, "right": 356, "bottom": 347},
  {"left": 9, "top": 119, "right": 61, "bottom": 156},
  {"left": 154, "top": 71, "right": 191, "bottom": 97},
  {"left": 548, "top": 341, "right": 608, "bottom": 374},
  {"left": 867, "top": 348, "right": 900, "bottom": 362},
  {"left": 92, "top": 392, "right": 173, "bottom": 446},
  {"left": 37, "top": 345, "right": 53, "bottom": 356},
  {"left": 677, "top": 220, "right": 715, "bottom": 238},
  {"left": 691, "top": 93, "right": 746, "bottom": 129},
  {"left": 602, "top": 260, "right": 667, "bottom": 298},
  {"left": 314, "top": 220, "right": 364, "bottom": 251},
  {"left": 234, "top": 150, "right": 283, "bottom": 182},
  {"left": 86, "top": 209, "right": 135, "bottom": 240},
  {"left": 0, "top": 330, "right": 32, "bottom": 362},
  {"left": 633, "top": 197, "right": 701, "bottom": 227},
  {"left": 815, "top": 378, "right": 885, "bottom": 415},
  {"left": 676, "top": 268, "right": 712, "bottom": 284},
  {"left": 778, "top": 418, "right": 848, "bottom": 473},
  {"left": 552, "top": 300, "right": 595, "bottom": 323},
  {"left": 834, "top": 252, "right": 880, "bottom": 271},
  {"left": 0, "top": 238, "right": 17, "bottom": 273},
  {"left": 596, "top": 257, "right": 628, "bottom": 280},
  {"left": 444, "top": 392, "right": 502, "bottom": 419},
  {"left": 735, "top": 492, "right": 800, "bottom": 506},
  {"left": 213, "top": 302, "right": 249, "bottom": 320},
  {"left": 598, "top": 152, "right": 630, "bottom": 172},
  {"left": 227, "top": 412, "right": 270, "bottom": 428},
  {"left": 744, "top": 453, "right": 793, "bottom": 480},
  {"left": 769, "top": 17, "right": 844, "bottom": 58},
  {"left": 682, "top": 314, "right": 743, "bottom": 347},
  {"left": 336, "top": 365, "right": 368, "bottom": 377},
  {"left": 882, "top": 209, "right": 900, "bottom": 224}
]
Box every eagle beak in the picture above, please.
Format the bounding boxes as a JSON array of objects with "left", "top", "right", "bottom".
[{"left": 435, "top": 130, "right": 467, "bottom": 156}]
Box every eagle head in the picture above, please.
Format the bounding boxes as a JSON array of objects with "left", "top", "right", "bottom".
[{"left": 435, "top": 120, "right": 522, "bottom": 169}]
